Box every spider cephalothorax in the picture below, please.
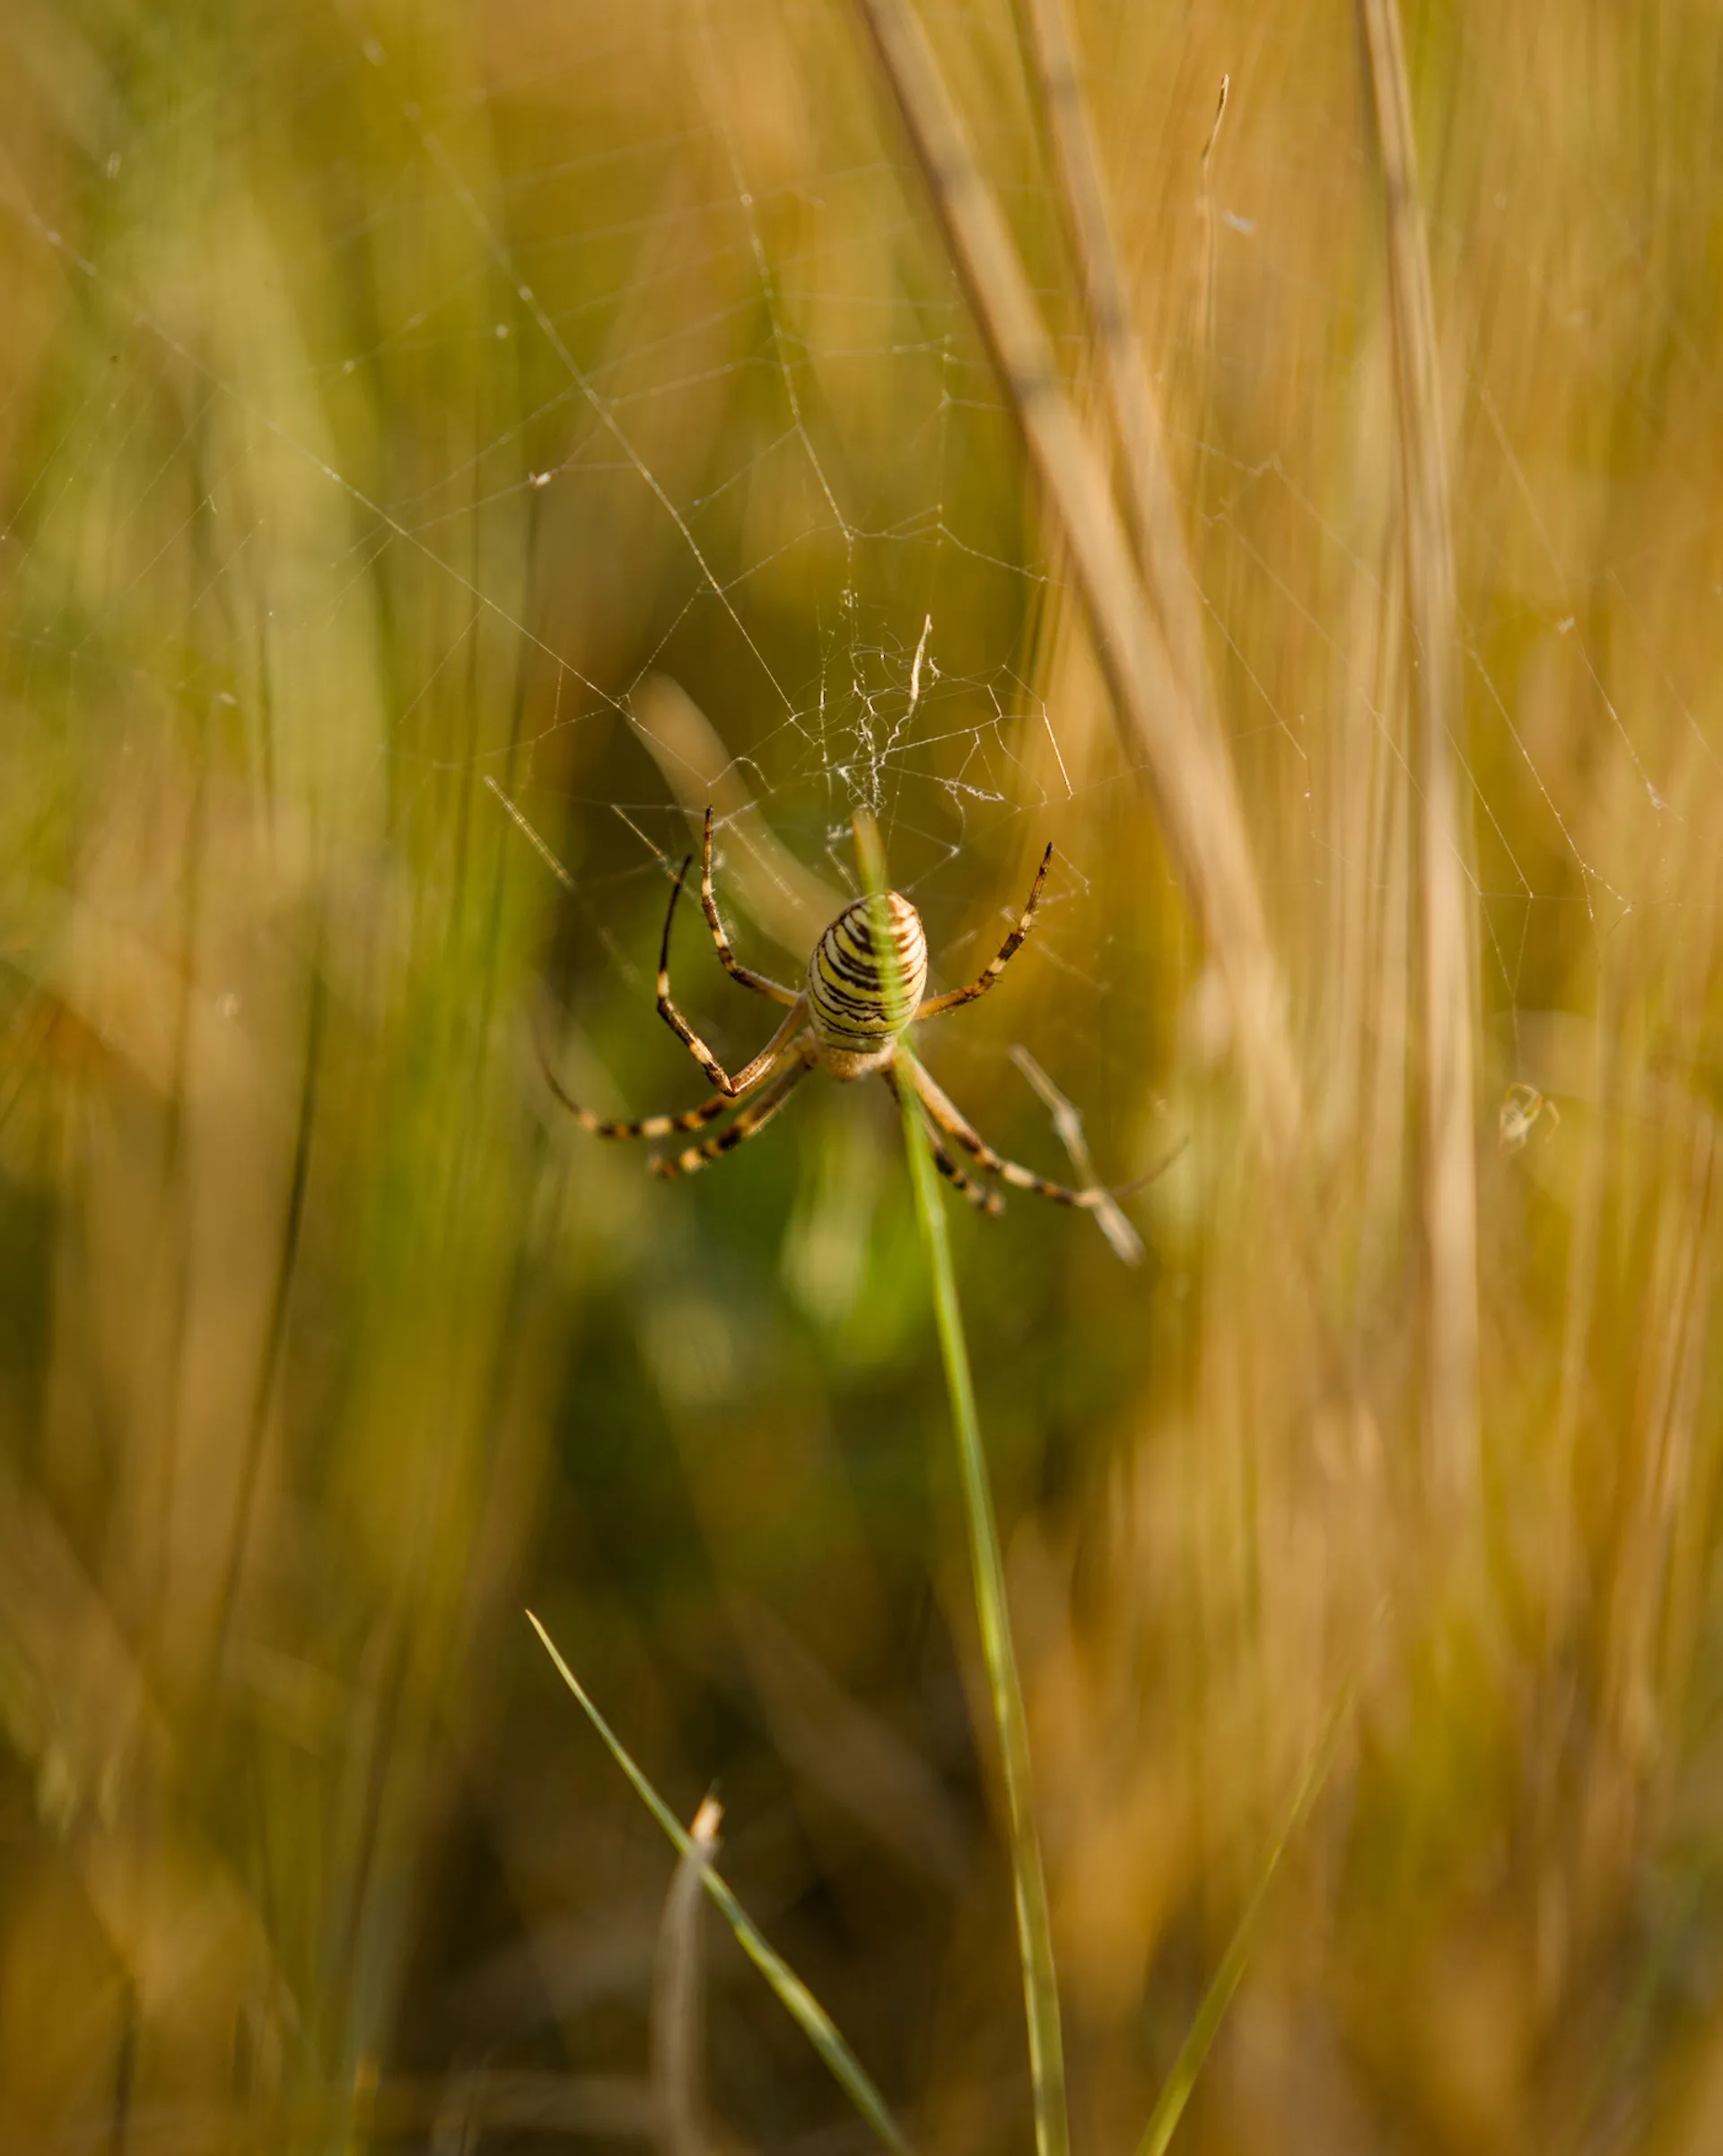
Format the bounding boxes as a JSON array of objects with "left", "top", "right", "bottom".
[{"left": 542, "top": 807, "right": 1115, "bottom": 1222}]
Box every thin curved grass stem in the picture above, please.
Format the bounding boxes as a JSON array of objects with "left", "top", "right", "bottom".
[{"left": 527, "top": 1613, "right": 912, "bottom": 2156}]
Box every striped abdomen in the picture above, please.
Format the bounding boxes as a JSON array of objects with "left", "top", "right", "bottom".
[{"left": 808, "top": 891, "right": 929, "bottom": 1058}]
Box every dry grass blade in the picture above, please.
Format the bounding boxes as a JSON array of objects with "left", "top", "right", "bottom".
[
  {"left": 1018, "top": 0, "right": 1214, "bottom": 730},
  {"left": 1356, "top": 0, "right": 1480, "bottom": 1505},
  {"left": 630, "top": 675, "right": 846, "bottom": 950},
  {"left": 1009, "top": 1044, "right": 1144, "bottom": 1264},
  {"left": 0, "top": 1455, "right": 286, "bottom": 2027},
  {"left": 850, "top": 0, "right": 1305, "bottom": 1168},
  {"left": 526, "top": 1614, "right": 914, "bottom": 2156},
  {"left": 1196, "top": 74, "right": 1229, "bottom": 424},
  {"left": 654, "top": 1793, "right": 722, "bottom": 2156}
]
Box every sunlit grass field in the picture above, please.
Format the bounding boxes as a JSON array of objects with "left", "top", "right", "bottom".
[{"left": 5, "top": 1, "right": 1723, "bottom": 2150}]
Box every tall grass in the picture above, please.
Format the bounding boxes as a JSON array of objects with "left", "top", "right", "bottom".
[{"left": 3, "top": 1, "right": 1723, "bottom": 2152}]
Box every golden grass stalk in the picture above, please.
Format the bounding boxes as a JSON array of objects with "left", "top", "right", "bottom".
[
  {"left": 527, "top": 1614, "right": 913, "bottom": 2155},
  {"left": 1017, "top": 0, "right": 1215, "bottom": 730},
  {"left": 853, "top": 808, "right": 1071, "bottom": 2156},
  {"left": 850, "top": 0, "right": 1305, "bottom": 1170},
  {"left": 1009, "top": 1044, "right": 1144, "bottom": 1265},
  {"left": 628, "top": 676, "right": 845, "bottom": 951},
  {"left": 653, "top": 1792, "right": 722, "bottom": 2156},
  {"left": 1356, "top": 0, "right": 1481, "bottom": 1504},
  {"left": 1195, "top": 74, "right": 1229, "bottom": 438}
]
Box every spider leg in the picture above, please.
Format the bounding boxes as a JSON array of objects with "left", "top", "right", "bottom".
[
  {"left": 655, "top": 852, "right": 806, "bottom": 1091},
  {"left": 915, "top": 843, "right": 1053, "bottom": 1021},
  {"left": 879, "top": 1068, "right": 1003, "bottom": 1216},
  {"left": 901, "top": 1050, "right": 1110, "bottom": 1213},
  {"left": 541, "top": 1000, "right": 806, "bottom": 1137},
  {"left": 653, "top": 1039, "right": 817, "bottom": 1180},
  {"left": 539, "top": 1047, "right": 760, "bottom": 1141},
  {"left": 699, "top": 807, "right": 800, "bottom": 1005}
]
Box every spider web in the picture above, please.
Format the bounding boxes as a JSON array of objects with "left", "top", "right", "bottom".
[
  {"left": 6, "top": 2, "right": 1723, "bottom": 2141},
  {"left": 1, "top": 0, "right": 1710, "bottom": 1162}
]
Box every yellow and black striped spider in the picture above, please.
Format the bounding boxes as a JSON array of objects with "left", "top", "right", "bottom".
[{"left": 542, "top": 808, "right": 1116, "bottom": 1222}]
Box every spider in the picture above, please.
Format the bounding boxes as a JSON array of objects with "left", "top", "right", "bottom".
[
  {"left": 1499, "top": 1080, "right": 1560, "bottom": 1153},
  {"left": 540, "top": 807, "right": 1119, "bottom": 1223}
]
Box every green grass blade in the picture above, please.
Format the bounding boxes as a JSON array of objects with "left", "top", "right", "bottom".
[
  {"left": 1133, "top": 1692, "right": 1351, "bottom": 2156},
  {"left": 894, "top": 1086, "right": 1071, "bottom": 2156},
  {"left": 853, "top": 795, "right": 1070, "bottom": 2156},
  {"left": 526, "top": 1612, "right": 913, "bottom": 2156}
]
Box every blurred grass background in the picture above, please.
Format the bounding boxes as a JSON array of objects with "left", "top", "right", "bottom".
[{"left": 4, "top": 0, "right": 1723, "bottom": 2150}]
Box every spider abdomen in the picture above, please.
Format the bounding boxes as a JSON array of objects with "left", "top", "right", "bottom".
[{"left": 808, "top": 891, "right": 929, "bottom": 1065}]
